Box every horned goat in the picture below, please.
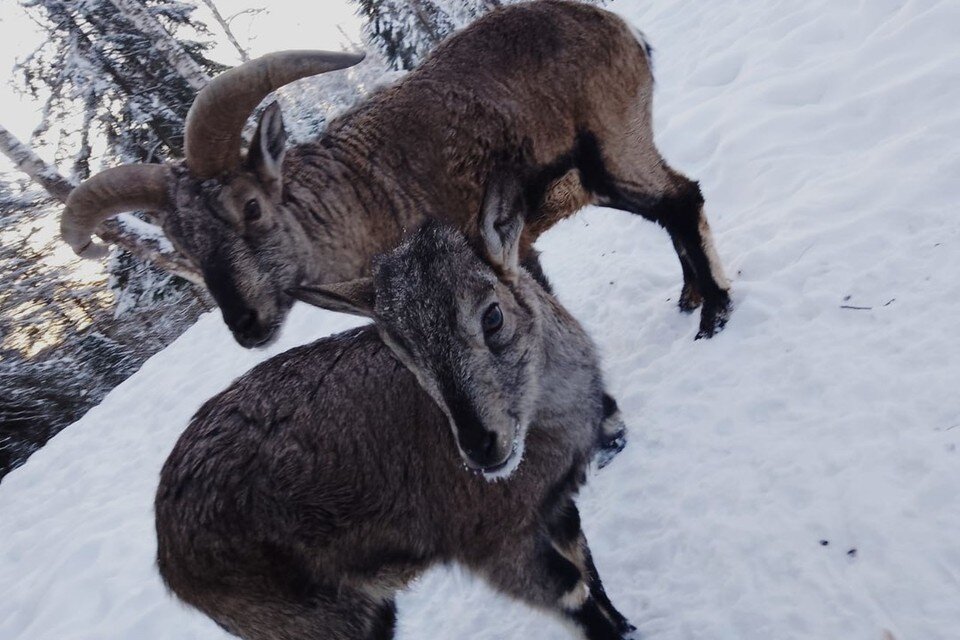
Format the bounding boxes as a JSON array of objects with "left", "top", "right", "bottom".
[{"left": 62, "top": 0, "right": 731, "bottom": 349}]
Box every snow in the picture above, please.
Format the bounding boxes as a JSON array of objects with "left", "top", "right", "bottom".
[
  {"left": 115, "top": 213, "right": 174, "bottom": 252},
  {"left": 2, "top": 0, "right": 959, "bottom": 638}
]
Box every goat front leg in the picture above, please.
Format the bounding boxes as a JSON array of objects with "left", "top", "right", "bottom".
[
  {"left": 479, "top": 538, "right": 630, "bottom": 640},
  {"left": 547, "top": 499, "right": 635, "bottom": 637},
  {"left": 596, "top": 393, "right": 628, "bottom": 468},
  {"left": 477, "top": 498, "right": 634, "bottom": 640}
]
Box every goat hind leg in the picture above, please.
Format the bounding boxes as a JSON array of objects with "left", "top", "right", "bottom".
[
  {"left": 597, "top": 93, "right": 732, "bottom": 338},
  {"left": 605, "top": 174, "right": 731, "bottom": 339},
  {"left": 672, "top": 236, "right": 703, "bottom": 313},
  {"left": 653, "top": 177, "right": 731, "bottom": 339}
]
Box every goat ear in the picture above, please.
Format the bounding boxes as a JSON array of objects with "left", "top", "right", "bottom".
[
  {"left": 246, "top": 102, "right": 287, "bottom": 192},
  {"left": 479, "top": 168, "right": 526, "bottom": 281},
  {"left": 289, "top": 278, "right": 375, "bottom": 318}
]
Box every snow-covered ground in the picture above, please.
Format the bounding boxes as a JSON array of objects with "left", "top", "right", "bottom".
[{"left": 2, "top": 0, "right": 959, "bottom": 638}]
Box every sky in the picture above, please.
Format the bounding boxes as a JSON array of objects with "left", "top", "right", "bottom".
[{"left": 0, "top": 0, "right": 364, "bottom": 174}]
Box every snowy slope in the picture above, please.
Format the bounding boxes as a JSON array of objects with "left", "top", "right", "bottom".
[{"left": 3, "top": 0, "right": 959, "bottom": 639}]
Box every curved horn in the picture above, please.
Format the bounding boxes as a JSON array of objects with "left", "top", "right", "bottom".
[
  {"left": 184, "top": 50, "right": 365, "bottom": 179},
  {"left": 61, "top": 164, "right": 172, "bottom": 259}
]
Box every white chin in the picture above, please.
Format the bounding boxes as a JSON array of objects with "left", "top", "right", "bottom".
[{"left": 479, "top": 425, "right": 527, "bottom": 483}]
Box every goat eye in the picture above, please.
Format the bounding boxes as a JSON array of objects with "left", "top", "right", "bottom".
[
  {"left": 481, "top": 303, "right": 503, "bottom": 335},
  {"left": 243, "top": 198, "right": 261, "bottom": 222}
]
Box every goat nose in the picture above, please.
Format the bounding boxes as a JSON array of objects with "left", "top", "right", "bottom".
[
  {"left": 465, "top": 430, "right": 498, "bottom": 466},
  {"left": 480, "top": 430, "right": 497, "bottom": 460},
  {"left": 235, "top": 309, "right": 259, "bottom": 333}
]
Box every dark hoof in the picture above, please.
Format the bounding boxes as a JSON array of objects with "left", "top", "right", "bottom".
[
  {"left": 597, "top": 394, "right": 627, "bottom": 467},
  {"left": 678, "top": 282, "right": 702, "bottom": 313},
  {"left": 596, "top": 435, "right": 626, "bottom": 469},
  {"left": 695, "top": 292, "right": 731, "bottom": 340},
  {"left": 623, "top": 626, "right": 641, "bottom": 640},
  {"left": 596, "top": 421, "right": 627, "bottom": 469}
]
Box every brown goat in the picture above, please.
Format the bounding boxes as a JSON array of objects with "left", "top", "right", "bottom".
[
  {"left": 156, "top": 172, "right": 635, "bottom": 639},
  {"left": 62, "top": 0, "right": 731, "bottom": 347}
]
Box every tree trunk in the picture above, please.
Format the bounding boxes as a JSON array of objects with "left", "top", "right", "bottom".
[
  {"left": 408, "top": 0, "right": 443, "bottom": 44},
  {"left": 0, "top": 124, "right": 74, "bottom": 202},
  {"left": 199, "top": 0, "right": 250, "bottom": 62},
  {"left": 107, "top": 0, "right": 210, "bottom": 91},
  {"left": 0, "top": 124, "right": 202, "bottom": 285}
]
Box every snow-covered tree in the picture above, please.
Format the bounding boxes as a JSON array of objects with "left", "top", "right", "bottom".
[
  {"left": 0, "top": 123, "right": 200, "bottom": 283},
  {"left": 275, "top": 48, "right": 399, "bottom": 144},
  {"left": 0, "top": 176, "right": 210, "bottom": 480},
  {"left": 13, "top": 0, "right": 218, "bottom": 305},
  {"left": 353, "top": 0, "right": 606, "bottom": 70},
  {"left": 1, "top": 0, "right": 225, "bottom": 479},
  {"left": 0, "top": 123, "right": 74, "bottom": 202},
  {"left": 106, "top": 0, "right": 211, "bottom": 91},
  {"left": 0, "top": 123, "right": 209, "bottom": 480},
  {"left": 17, "top": 0, "right": 224, "bottom": 168}
]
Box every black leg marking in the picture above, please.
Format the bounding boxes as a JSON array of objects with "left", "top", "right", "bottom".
[
  {"left": 649, "top": 182, "right": 730, "bottom": 338},
  {"left": 523, "top": 130, "right": 617, "bottom": 214},
  {"left": 532, "top": 127, "right": 731, "bottom": 339},
  {"left": 570, "top": 597, "right": 628, "bottom": 640},
  {"left": 611, "top": 180, "right": 730, "bottom": 339},
  {"left": 541, "top": 464, "right": 587, "bottom": 546},
  {"left": 546, "top": 496, "right": 583, "bottom": 548},
  {"left": 602, "top": 393, "right": 619, "bottom": 420},
  {"left": 539, "top": 543, "right": 623, "bottom": 639},
  {"left": 368, "top": 599, "right": 397, "bottom": 640},
  {"left": 583, "top": 545, "right": 634, "bottom": 635},
  {"left": 545, "top": 498, "right": 634, "bottom": 638},
  {"left": 672, "top": 237, "right": 702, "bottom": 313},
  {"left": 552, "top": 504, "right": 634, "bottom": 636},
  {"left": 544, "top": 543, "right": 586, "bottom": 597}
]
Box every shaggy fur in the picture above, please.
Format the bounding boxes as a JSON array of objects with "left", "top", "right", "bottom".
[
  {"left": 82, "top": 0, "right": 730, "bottom": 346},
  {"left": 156, "top": 179, "right": 635, "bottom": 639}
]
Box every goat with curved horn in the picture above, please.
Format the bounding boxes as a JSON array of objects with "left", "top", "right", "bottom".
[
  {"left": 61, "top": 1, "right": 731, "bottom": 352},
  {"left": 59, "top": 49, "right": 365, "bottom": 345}
]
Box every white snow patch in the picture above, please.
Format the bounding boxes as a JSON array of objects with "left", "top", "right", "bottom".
[
  {"left": 3, "top": 1, "right": 960, "bottom": 639},
  {"left": 116, "top": 213, "right": 173, "bottom": 252}
]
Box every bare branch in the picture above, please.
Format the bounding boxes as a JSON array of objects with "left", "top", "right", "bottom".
[
  {"left": 200, "top": 0, "right": 250, "bottom": 62},
  {"left": 0, "top": 123, "right": 74, "bottom": 202},
  {"left": 0, "top": 123, "right": 201, "bottom": 284}
]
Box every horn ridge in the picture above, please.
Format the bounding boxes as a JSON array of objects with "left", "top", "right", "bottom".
[
  {"left": 61, "top": 164, "right": 172, "bottom": 259},
  {"left": 184, "top": 50, "right": 365, "bottom": 178}
]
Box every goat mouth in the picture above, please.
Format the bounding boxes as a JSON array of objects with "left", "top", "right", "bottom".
[
  {"left": 476, "top": 422, "right": 525, "bottom": 479},
  {"left": 232, "top": 320, "right": 281, "bottom": 349}
]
